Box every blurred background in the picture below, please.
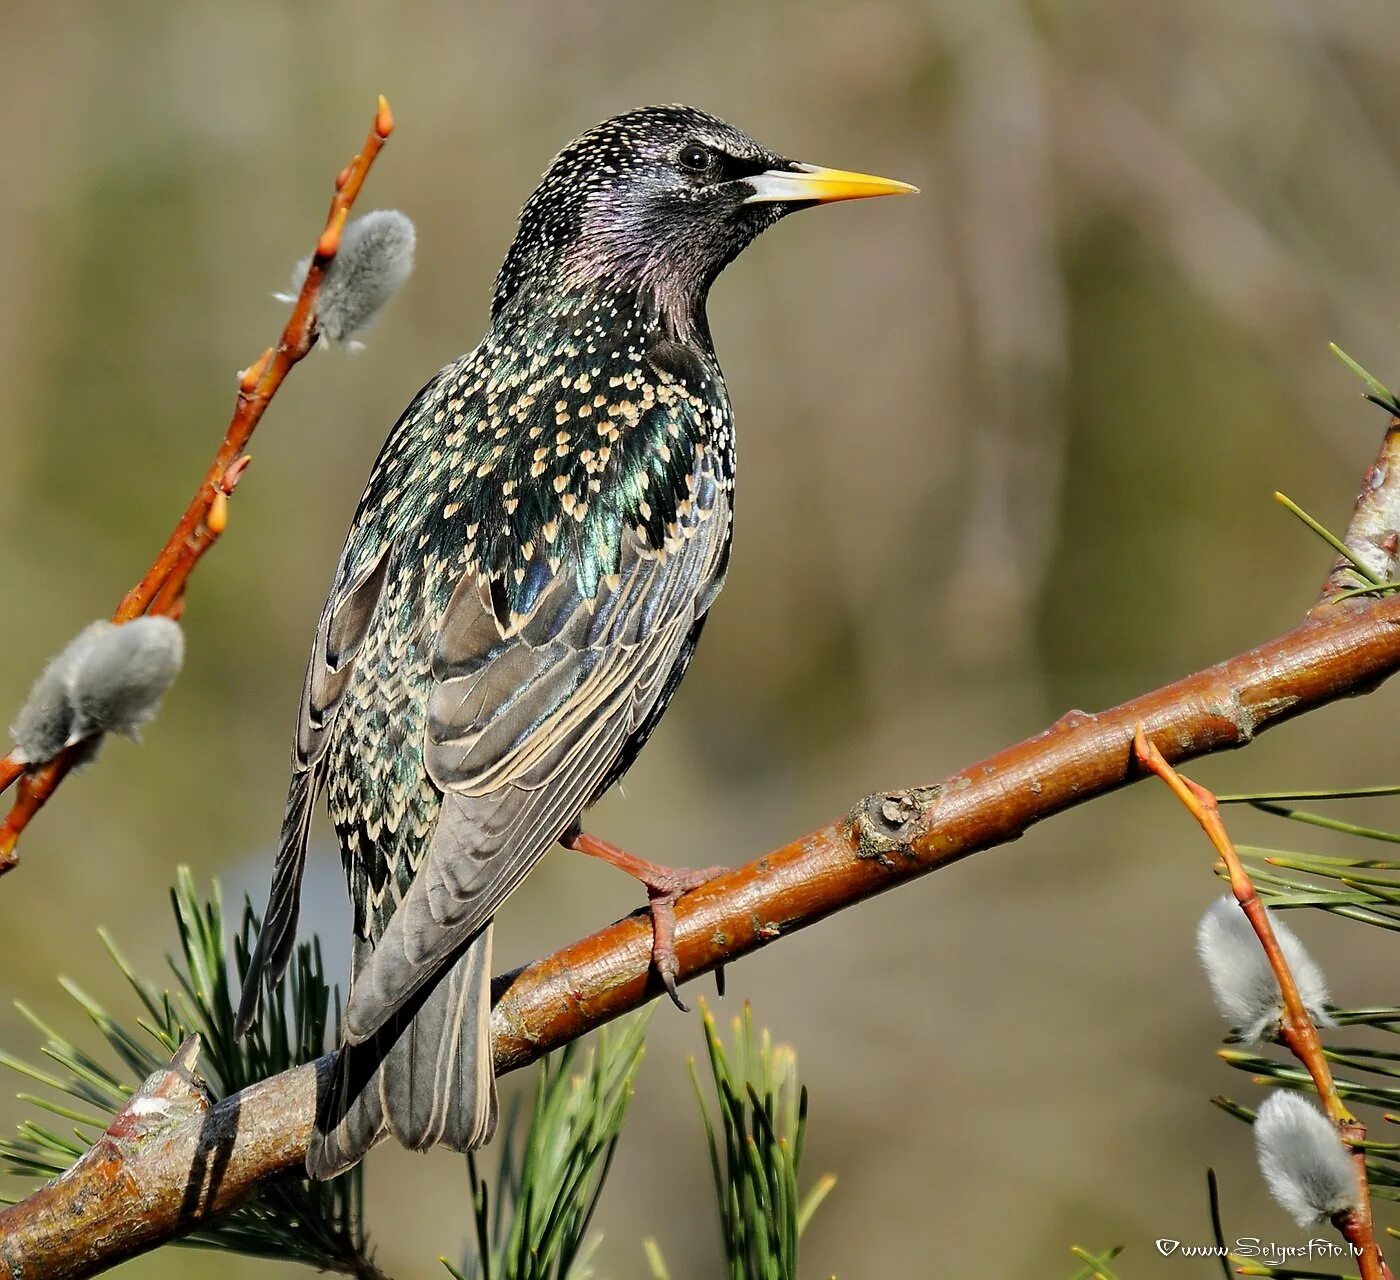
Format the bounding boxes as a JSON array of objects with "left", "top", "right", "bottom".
[{"left": 3, "top": 1, "right": 1400, "bottom": 1275}]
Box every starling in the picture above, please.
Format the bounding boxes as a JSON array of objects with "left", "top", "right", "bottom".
[{"left": 236, "top": 105, "right": 914, "bottom": 1178}]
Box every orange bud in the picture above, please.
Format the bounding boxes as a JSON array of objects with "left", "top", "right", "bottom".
[
  {"left": 317, "top": 208, "right": 347, "bottom": 260},
  {"left": 376, "top": 95, "right": 394, "bottom": 138},
  {"left": 207, "top": 490, "right": 229, "bottom": 536},
  {"left": 221, "top": 455, "right": 253, "bottom": 494},
  {"left": 239, "top": 348, "right": 272, "bottom": 393}
]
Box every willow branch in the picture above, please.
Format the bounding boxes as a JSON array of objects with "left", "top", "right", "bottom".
[
  {"left": 1132, "top": 730, "right": 1392, "bottom": 1280},
  {"left": 0, "top": 96, "right": 395, "bottom": 874}
]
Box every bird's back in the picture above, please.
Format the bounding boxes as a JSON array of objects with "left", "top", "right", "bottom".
[{"left": 323, "top": 285, "right": 736, "bottom": 949}]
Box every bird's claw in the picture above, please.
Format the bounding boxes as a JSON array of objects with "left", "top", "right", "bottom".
[
  {"left": 643, "top": 864, "right": 726, "bottom": 1013},
  {"left": 653, "top": 930, "right": 687, "bottom": 1011}
]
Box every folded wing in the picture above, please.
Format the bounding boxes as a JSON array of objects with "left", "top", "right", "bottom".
[{"left": 343, "top": 445, "right": 729, "bottom": 1043}]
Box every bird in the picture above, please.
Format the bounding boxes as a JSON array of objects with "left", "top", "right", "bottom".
[{"left": 235, "top": 104, "right": 914, "bottom": 1179}]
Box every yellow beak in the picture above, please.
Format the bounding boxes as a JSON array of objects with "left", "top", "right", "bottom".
[{"left": 743, "top": 162, "right": 918, "bottom": 205}]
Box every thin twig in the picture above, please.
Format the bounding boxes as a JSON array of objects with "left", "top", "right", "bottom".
[
  {"left": 1132, "top": 730, "right": 1349, "bottom": 1120},
  {"left": 0, "top": 95, "right": 394, "bottom": 874},
  {"left": 1132, "top": 727, "right": 1392, "bottom": 1280}
]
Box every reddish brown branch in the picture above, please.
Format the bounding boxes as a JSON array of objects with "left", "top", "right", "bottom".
[
  {"left": 0, "top": 1038, "right": 330, "bottom": 1280},
  {"left": 1315, "top": 417, "right": 1400, "bottom": 610},
  {"left": 1132, "top": 730, "right": 1391, "bottom": 1280},
  {"left": 0, "top": 97, "right": 394, "bottom": 873},
  {"left": 488, "top": 595, "right": 1400, "bottom": 1068},
  {"left": 7, "top": 585, "right": 1400, "bottom": 1277}
]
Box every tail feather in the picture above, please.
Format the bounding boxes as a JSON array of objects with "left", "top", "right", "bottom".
[
  {"left": 307, "top": 925, "right": 497, "bottom": 1180},
  {"left": 235, "top": 766, "right": 317, "bottom": 1039}
]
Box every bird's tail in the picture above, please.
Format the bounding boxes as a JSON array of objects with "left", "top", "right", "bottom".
[{"left": 307, "top": 925, "right": 498, "bottom": 1180}]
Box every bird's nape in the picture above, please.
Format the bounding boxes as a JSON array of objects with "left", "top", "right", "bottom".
[{"left": 492, "top": 105, "right": 915, "bottom": 332}]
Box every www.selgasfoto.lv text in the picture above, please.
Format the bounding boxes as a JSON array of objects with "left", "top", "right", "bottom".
[{"left": 1156, "top": 1238, "right": 1361, "bottom": 1264}]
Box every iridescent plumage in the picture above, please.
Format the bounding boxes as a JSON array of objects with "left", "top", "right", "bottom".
[{"left": 236, "top": 105, "right": 913, "bottom": 1178}]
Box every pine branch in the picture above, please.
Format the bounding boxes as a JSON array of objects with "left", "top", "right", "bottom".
[
  {"left": 1067, "top": 1247, "right": 1126, "bottom": 1280},
  {"left": 447, "top": 1014, "right": 649, "bottom": 1280},
  {"left": 0, "top": 873, "right": 380, "bottom": 1279},
  {"left": 674, "top": 1000, "right": 833, "bottom": 1280}
]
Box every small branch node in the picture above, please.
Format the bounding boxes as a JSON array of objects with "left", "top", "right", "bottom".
[
  {"left": 220, "top": 455, "right": 252, "bottom": 494},
  {"left": 1048, "top": 707, "right": 1096, "bottom": 735},
  {"left": 315, "top": 213, "right": 346, "bottom": 262},
  {"left": 106, "top": 1035, "right": 212, "bottom": 1147},
  {"left": 237, "top": 348, "right": 272, "bottom": 395},
  {"left": 847, "top": 785, "right": 940, "bottom": 866}
]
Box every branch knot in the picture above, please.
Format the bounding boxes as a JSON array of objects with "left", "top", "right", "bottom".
[
  {"left": 848, "top": 786, "right": 940, "bottom": 867},
  {"left": 105, "top": 1036, "right": 212, "bottom": 1148}
]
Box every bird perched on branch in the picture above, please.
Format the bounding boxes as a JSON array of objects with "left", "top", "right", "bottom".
[{"left": 236, "top": 105, "right": 914, "bottom": 1178}]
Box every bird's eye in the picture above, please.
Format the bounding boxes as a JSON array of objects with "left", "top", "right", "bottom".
[{"left": 678, "top": 143, "right": 715, "bottom": 174}]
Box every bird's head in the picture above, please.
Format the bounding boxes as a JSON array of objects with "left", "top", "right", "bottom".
[{"left": 492, "top": 105, "right": 916, "bottom": 336}]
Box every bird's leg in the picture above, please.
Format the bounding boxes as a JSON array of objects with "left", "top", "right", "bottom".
[{"left": 560, "top": 821, "right": 726, "bottom": 1011}]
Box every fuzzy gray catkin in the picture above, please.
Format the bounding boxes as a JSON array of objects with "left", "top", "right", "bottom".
[
  {"left": 1253, "top": 1091, "right": 1361, "bottom": 1227},
  {"left": 10, "top": 625, "right": 98, "bottom": 763},
  {"left": 1195, "top": 897, "right": 1334, "bottom": 1042},
  {"left": 281, "top": 210, "right": 416, "bottom": 346},
  {"left": 67, "top": 616, "right": 184, "bottom": 742},
  {"left": 10, "top": 618, "right": 184, "bottom": 765}
]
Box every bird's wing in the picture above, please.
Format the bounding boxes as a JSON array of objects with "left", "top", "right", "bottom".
[
  {"left": 342, "top": 440, "right": 729, "bottom": 1043},
  {"left": 235, "top": 542, "right": 392, "bottom": 1036}
]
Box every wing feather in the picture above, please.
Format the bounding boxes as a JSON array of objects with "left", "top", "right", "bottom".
[
  {"left": 343, "top": 462, "right": 727, "bottom": 1042},
  {"left": 235, "top": 544, "right": 392, "bottom": 1037}
]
